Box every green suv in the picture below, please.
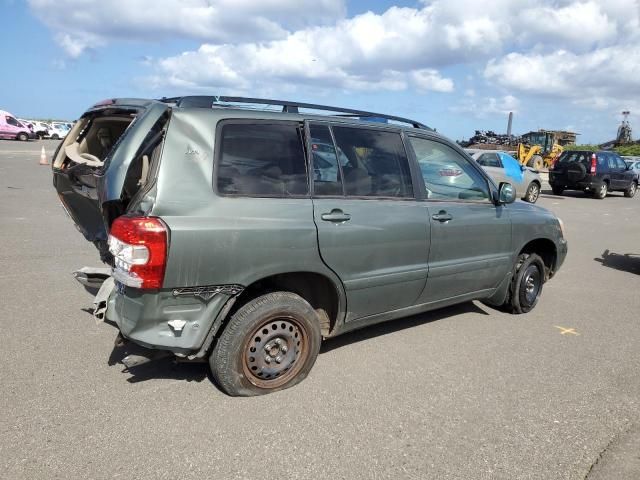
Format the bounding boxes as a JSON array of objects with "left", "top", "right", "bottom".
[{"left": 53, "top": 96, "right": 567, "bottom": 396}]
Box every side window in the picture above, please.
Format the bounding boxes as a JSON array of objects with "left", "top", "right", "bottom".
[
  {"left": 6, "top": 116, "right": 19, "bottom": 127},
  {"left": 409, "top": 137, "right": 490, "bottom": 202},
  {"left": 216, "top": 123, "right": 308, "bottom": 197},
  {"left": 614, "top": 156, "right": 627, "bottom": 170},
  {"left": 309, "top": 123, "right": 343, "bottom": 196},
  {"left": 477, "top": 153, "right": 501, "bottom": 168},
  {"left": 606, "top": 153, "right": 617, "bottom": 170},
  {"left": 331, "top": 126, "right": 413, "bottom": 198}
]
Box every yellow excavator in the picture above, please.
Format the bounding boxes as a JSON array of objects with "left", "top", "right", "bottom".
[{"left": 516, "top": 130, "right": 571, "bottom": 170}]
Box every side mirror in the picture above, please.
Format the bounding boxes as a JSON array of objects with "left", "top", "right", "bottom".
[{"left": 497, "top": 182, "right": 516, "bottom": 204}]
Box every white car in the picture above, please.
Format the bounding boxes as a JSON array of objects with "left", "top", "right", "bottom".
[
  {"left": 28, "top": 121, "right": 51, "bottom": 139},
  {"left": 47, "top": 123, "right": 70, "bottom": 140},
  {"left": 468, "top": 150, "right": 543, "bottom": 203}
]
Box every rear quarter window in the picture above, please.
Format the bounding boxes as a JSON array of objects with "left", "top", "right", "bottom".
[{"left": 216, "top": 122, "right": 308, "bottom": 197}]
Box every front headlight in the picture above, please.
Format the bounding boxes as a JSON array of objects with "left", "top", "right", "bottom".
[{"left": 557, "top": 218, "right": 566, "bottom": 238}]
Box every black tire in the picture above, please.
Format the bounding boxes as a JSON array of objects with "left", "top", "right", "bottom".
[
  {"left": 527, "top": 155, "right": 544, "bottom": 170},
  {"left": 524, "top": 182, "right": 540, "bottom": 203},
  {"left": 593, "top": 181, "right": 608, "bottom": 199},
  {"left": 210, "top": 292, "right": 322, "bottom": 396},
  {"left": 51, "top": 134, "right": 59, "bottom": 140},
  {"left": 566, "top": 162, "right": 587, "bottom": 182},
  {"left": 503, "top": 253, "right": 545, "bottom": 314},
  {"left": 551, "top": 185, "right": 564, "bottom": 195},
  {"left": 17, "top": 132, "right": 28, "bottom": 141},
  {"left": 624, "top": 181, "right": 637, "bottom": 198}
]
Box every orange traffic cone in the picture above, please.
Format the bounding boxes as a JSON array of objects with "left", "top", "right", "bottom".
[{"left": 39, "top": 146, "right": 49, "bottom": 165}]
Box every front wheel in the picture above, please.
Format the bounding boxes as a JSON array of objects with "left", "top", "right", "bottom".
[
  {"left": 210, "top": 292, "right": 322, "bottom": 396},
  {"left": 524, "top": 182, "right": 540, "bottom": 203},
  {"left": 503, "top": 253, "right": 545, "bottom": 314},
  {"left": 624, "top": 181, "right": 637, "bottom": 198}
]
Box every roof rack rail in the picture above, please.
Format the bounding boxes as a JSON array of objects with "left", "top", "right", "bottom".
[{"left": 159, "top": 95, "right": 430, "bottom": 130}]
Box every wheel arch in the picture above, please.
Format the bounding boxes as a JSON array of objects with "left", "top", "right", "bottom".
[
  {"left": 229, "top": 271, "right": 345, "bottom": 337},
  {"left": 518, "top": 238, "right": 557, "bottom": 280}
]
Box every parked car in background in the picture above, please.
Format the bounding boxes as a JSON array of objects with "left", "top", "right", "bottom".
[
  {"left": 52, "top": 95, "right": 567, "bottom": 396},
  {"left": 29, "top": 121, "right": 50, "bottom": 139},
  {"left": 0, "top": 110, "right": 35, "bottom": 141},
  {"left": 18, "top": 119, "right": 34, "bottom": 131},
  {"left": 549, "top": 150, "right": 637, "bottom": 199},
  {"left": 469, "top": 150, "right": 542, "bottom": 203},
  {"left": 47, "top": 123, "right": 69, "bottom": 140},
  {"left": 623, "top": 157, "right": 640, "bottom": 183}
]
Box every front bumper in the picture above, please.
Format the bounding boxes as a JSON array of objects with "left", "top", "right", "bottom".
[
  {"left": 556, "top": 238, "right": 568, "bottom": 273},
  {"left": 549, "top": 173, "right": 601, "bottom": 190}
]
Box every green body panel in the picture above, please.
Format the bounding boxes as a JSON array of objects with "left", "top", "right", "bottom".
[
  {"left": 57, "top": 103, "right": 568, "bottom": 355},
  {"left": 312, "top": 198, "right": 429, "bottom": 321},
  {"left": 419, "top": 201, "right": 512, "bottom": 302}
]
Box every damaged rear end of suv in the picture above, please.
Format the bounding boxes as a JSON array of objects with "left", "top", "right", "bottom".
[{"left": 52, "top": 98, "right": 173, "bottom": 356}]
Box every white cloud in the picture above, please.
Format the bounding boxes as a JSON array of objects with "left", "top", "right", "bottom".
[
  {"left": 28, "top": 0, "right": 347, "bottom": 57},
  {"left": 411, "top": 69, "right": 454, "bottom": 93},
  {"left": 28, "top": 0, "right": 640, "bottom": 104},
  {"left": 484, "top": 44, "right": 640, "bottom": 101},
  {"left": 517, "top": 2, "right": 617, "bottom": 51}
]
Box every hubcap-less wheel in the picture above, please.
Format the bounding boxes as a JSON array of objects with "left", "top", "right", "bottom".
[
  {"left": 527, "top": 184, "right": 539, "bottom": 203},
  {"left": 521, "top": 265, "right": 541, "bottom": 307},
  {"left": 242, "top": 317, "right": 308, "bottom": 389}
]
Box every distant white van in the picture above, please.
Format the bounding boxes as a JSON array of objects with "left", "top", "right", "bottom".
[{"left": 0, "top": 110, "right": 35, "bottom": 141}]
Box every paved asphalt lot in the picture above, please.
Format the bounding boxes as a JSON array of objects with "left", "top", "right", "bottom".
[{"left": 1, "top": 140, "right": 639, "bottom": 480}]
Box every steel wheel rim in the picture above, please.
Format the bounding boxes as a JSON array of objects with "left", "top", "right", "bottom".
[
  {"left": 242, "top": 316, "right": 308, "bottom": 389},
  {"left": 521, "top": 265, "right": 541, "bottom": 306}
]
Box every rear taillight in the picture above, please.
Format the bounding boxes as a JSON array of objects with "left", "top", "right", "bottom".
[
  {"left": 590, "top": 153, "right": 597, "bottom": 174},
  {"left": 108, "top": 216, "right": 168, "bottom": 289}
]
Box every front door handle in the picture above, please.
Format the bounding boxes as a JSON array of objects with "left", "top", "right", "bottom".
[
  {"left": 321, "top": 209, "right": 351, "bottom": 223},
  {"left": 432, "top": 210, "right": 453, "bottom": 222}
]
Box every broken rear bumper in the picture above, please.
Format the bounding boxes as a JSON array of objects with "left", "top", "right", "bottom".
[{"left": 105, "top": 284, "right": 240, "bottom": 356}]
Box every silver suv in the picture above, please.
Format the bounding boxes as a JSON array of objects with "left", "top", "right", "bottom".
[{"left": 53, "top": 96, "right": 568, "bottom": 396}]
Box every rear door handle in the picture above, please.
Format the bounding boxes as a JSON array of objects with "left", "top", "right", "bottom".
[
  {"left": 321, "top": 209, "right": 351, "bottom": 223},
  {"left": 432, "top": 211, "right": 453, "bottom": 222}
]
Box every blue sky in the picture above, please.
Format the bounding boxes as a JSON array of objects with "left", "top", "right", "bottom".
[{"left": 1, "top": 0, "right": 638, "bottom": 143}]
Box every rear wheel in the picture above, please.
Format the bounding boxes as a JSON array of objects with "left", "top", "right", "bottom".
[
  {"left": 17, "top": 132, "right": 28, "bottom": 141},
  {"left": 210, "top": 292, "right": 322, "bottom": 396},
  {"left": 593, "top": 181, "right": 608, "bottom": 199},
  {"left": 524, "top": 182, "right": 540, "bottom": 203},
  {"left": 51, "top": 134, "right": 59, "bottom": 140},
  {"left": 551, "top": 185, "right": 564, "bottom": 195},
  {"left": 624, "top": 181, "right": 637, "bottom": 198},
  {"left": 503, "top": 253, "right": 545, "bottom": 314}
]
